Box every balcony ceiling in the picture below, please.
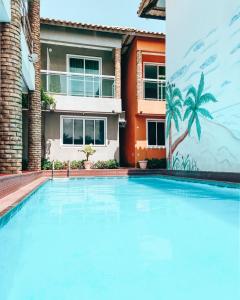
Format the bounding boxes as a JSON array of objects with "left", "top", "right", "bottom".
[{"left": 138, "top": 0, "right": 166, "bottom": 20}]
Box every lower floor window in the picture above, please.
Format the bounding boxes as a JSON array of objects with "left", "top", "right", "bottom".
[
  {"left": 62, "top": 117, "right": 106, "bottom": 146},
  {"left": 147, "top": 120, "right": 165, "bottom": 147}
]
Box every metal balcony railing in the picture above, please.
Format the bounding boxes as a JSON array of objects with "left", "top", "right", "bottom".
[
  {"left": 143, "top": 79, "right": 166, "bottom": 101},
  {"left": 20, "top": 0, "right": 33, "bottom": 53},
  {"left": 41, "top": 71, "right": 116, "bottom": 98}
]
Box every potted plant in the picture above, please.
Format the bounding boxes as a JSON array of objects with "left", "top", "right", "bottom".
[
  {"left": 80, "top": 144, "right": 96, "bottom": 170},
  {"left": 138, "top": 160, "right": 148, "bottom": 169}
]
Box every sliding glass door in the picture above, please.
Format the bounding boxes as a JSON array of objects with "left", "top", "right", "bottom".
[{"left": 68, "top": 56, "right": 101, "bottom": 97}]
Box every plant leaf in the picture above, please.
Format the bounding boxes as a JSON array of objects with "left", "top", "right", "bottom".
[
  {"left": 195, "top": 114, "right": 202, "bottom": 140},
  {"left": 175, "top": 107, "right": 182, "bottom": 121},
  {"left": 183, "top": 107, "right": 192, "bottom": 121},
  {"left": 166, "top": 115, "right": 172, "bottom": 138},
  {"left": 172, "top": 88, "right": 183, "bottom": 102},
  {"left": 186, "top": 86, "right": 197, "bottom": 99},
  {"left": 173, "top": 113, "right": 180, "bottom": 131},
  {"left": 184, "top": 97, "right": 195, "bottom": 108},
  {"left": 199, "top": 93, "right": 217, "bottom": 105},
  {"left": 197, "top": 108, "right": 213, "bottom": 119},
  {"left": 197, "top": 73, "right": 204, "bottom": 99},
  {"left": 188, "top": 113, "right": 195, "bottom": 134}
]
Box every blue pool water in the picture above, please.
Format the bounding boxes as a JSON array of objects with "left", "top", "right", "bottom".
[{"left": 0, "top": 177, "right": 239, "bottom": 300}]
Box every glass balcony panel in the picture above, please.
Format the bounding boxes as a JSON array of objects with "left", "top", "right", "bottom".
[
  {"left": 145, "top": 81, "right": 158, "bottom": 99},
  {"left": 102, "top": 78, "right": 115, "bottom": 98},
  {"left": 48, "top": 74, "right": 67, "bottom": 94},
  {"left": 144, "top": 80, "right": 166, "bottom": 101},
  {"left": 69, "top": 75, "right": 84, "bottom": 96},
  {"left": 158, "top": 81, "right": 166, "bottom": 100},
  {"left": 41, "top": 72, "right": 115, "bottom": 98}
]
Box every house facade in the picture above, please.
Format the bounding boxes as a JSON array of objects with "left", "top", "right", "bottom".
[
  {"left": 139, "top": 0, "right": 240, "bottom": 173},
  {"left": 0, "top": 0, "right": 41, "bottom": 173},
  {"left": 36, "top": 19, "right": 124, "bottom": 163},
  {"left": 121, "top": 35, "right": 166, "bottom": 167}
]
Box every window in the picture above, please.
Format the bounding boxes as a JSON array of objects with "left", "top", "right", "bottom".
[
  {"left": 68, "top": 56, "right": 101, "bottom": 97},
  {"left": 147, "top": 120, "right": 165, "bottom": 147},
  {"left": 62, "top": 117, "right": 106, "bottom": 146},
  {"left": 144, "top": 64, "right": 166, "bottom": 100}
]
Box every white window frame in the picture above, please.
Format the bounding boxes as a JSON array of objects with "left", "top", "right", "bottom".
[
  {"left": 146, "top": 119, "right": 166, "bottom": 148},
  {"left": 143, "top": 62, "right": 166, "bottom": 100},
  {"left": 66, "top": 54, "right": 103, "bottom": 97},
  {"left": 60, "top": 115, "right": 107, "bottom": 148}
]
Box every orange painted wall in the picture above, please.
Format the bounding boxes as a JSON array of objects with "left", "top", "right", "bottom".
[
  {"left": 121, "top": 39, "right": 138, "bottom": 166},
  {"left": 121, "top": 36, "right": 166, "bottom": 167}
]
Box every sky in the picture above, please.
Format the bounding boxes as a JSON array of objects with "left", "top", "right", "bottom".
[{"left": 40, "top": 0, "right": 165, "bottom": 33}]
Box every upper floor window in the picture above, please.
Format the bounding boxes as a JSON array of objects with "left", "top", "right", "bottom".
[
  {"left": 68, "top": 55, "right": 102, "bottom": 97},
  {"left": 68, "top": 56, "right": 101, "bottom": 75},
  {"left": 144, "top": 64, "right": 166, "bottom": 100},
  {"left": 147, "top": 120, "right": 165, "bottom": 147},
  {"left": 61, "top": 117, "right": 106, "bottom": 146}
]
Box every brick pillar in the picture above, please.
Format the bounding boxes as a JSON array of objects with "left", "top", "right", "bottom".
[
  {"left": 136, "top": 50, "right": 143, "bottom": 101},
  {"left": 114, "top": 48, "right": 121, "bottom": 99},
  {"left": 0, "top": 0, "right": 22, "bottom": 174},
  {"left": 28, "top": 0, "right": 41, "bottom": 171}
]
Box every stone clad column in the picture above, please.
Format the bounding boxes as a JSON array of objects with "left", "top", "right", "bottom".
[
  {"left": 114, "top": 48, "right": 121, "bottom": 99},
  {"left": 136, "top": 50, "right": 143, "bottom": 102},
  {"left": 28, "top": 0, "right": 41, "bottom": 171},
  {"left": 0, "top": 0, "right": 22, "bottom": 174}
]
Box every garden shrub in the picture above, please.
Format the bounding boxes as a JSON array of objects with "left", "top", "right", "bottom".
[
  {"left": 147, "top": 158, "right": 167, "bottom": 169},
  {"left": 41, "top": 159, "right": 52, "bottom": 170},
  {"left": 54, "top": 160, "right": 66, "bottom": 170},
  {"left": 70, "top": 160, "right": 85, "bottom": 169},
  {"left": 93, "top": 159, "right": 119, "bottom": 169}
]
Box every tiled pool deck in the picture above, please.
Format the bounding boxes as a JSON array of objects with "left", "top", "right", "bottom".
[{"left": 0, "top": 169, "right": 239, "bottom": 218}]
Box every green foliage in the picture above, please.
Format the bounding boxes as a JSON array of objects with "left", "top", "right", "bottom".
[
  {"left": 93, "top": 159, "right": 119, "bottom": 169},
  {"left": 41, "top": 159, "right": 53, "bottom": 170},
  {"left": 183, "top": 73, "right": 217, "bottom": 140},
  {"left": 166, "top": 84, "right": 183, "bottom": 137},
  {"left": 147, "top": 158, "right": 167, "bottom": 169},
  {"left": 70, "top": 160, "right": 85, "bottom": 169},
  {"left": 41, "top": 88, "right": 56, "bottom": 109},
  {"left": 81, "top": 144, "right": 96, "bottom": 161},
  {"left": 172, "top": 152, "right": 199, "bottom": 171},
  {"left": 54, "top": 160, "right": 66, "bottom": 170}
]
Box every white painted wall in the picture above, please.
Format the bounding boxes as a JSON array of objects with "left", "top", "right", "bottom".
[
  {"left": 43, "top": 112, "right": 120, "bottom": 162},
  {"left": 0, "top": 0, "right": 11, "bottom": 22},
  {"left": 21, "top": 29, "right": 35, "bottom": 91},
  {"left": 53, "top": 95, "right": 122, "bottom": 114},
  {"left": 166, "top": 0, "right": 240, "bottom": 172}
]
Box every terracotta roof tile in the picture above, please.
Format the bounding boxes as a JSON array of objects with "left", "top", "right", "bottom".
[{"left": 40, "top": 17, "right": 165, "bottom": 38}]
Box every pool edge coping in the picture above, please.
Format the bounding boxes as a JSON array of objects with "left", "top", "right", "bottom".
[{"left": 0, "top": 177, "right": 49, "bottom": 219}]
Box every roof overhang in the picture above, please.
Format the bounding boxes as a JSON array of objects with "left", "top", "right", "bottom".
[{"left": 138, "top": 0, "right": 166, "bottom": 20}]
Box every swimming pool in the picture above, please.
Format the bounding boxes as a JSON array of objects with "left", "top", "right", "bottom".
[{"left": 0, "top": 176, "right": 239, "bottom": 300}]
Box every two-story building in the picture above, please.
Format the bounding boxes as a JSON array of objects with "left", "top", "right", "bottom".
[
  {"left": 121, "top": 34, "right": 166, "bottom": 167},
  {"left": 0, "top": 0, "right": 40, "bottom": 173},
  {"left": 38, "top": 18, "right": 164, "bottom": 165},
  {"left": 38, "top": 19, "right": 124, "bottom": 163}
]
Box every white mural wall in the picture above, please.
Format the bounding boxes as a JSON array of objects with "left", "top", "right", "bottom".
[{"left": 166, "top": 0, "right": 240, "bottom": 173}]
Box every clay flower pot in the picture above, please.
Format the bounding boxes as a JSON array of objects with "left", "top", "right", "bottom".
[
  {"left": 139, "top": 160, "right": 148, "bottom": 169},
  {"left": 84, "top": 161, "right": 92, "bottom": 170}
]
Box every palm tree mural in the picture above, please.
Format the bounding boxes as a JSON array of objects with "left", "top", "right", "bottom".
[
  {"left": 166, "top": 83, "right": 183, "bottom": 168},
  {"left": 166, "top": 72, "right": 217, "bottom": 169}
]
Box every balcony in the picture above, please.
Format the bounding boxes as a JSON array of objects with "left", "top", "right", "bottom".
[
  {"left": 41, "top": 71, "right": 122, "bottom": 113},
  {"left": 0, "top": 0, "right": 11, "bottom": 22},
  {"left": 138, "top": 79, "right": 166, "bottom": 115},
  {"left": 144, "top": 79, "right": 166, "bottom": 101}
]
